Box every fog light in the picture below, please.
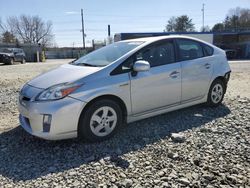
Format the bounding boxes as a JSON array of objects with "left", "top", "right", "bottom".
[{"left": 43, "top": 114, "right": 52, "bottom": 132}]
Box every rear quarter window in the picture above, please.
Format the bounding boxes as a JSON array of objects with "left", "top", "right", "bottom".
[{"left": 203, "top": 44, "right": 214, "bottom": 56}]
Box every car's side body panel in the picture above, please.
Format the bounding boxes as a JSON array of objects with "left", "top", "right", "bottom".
[
  {"left": 70, "top": 72, "right": 132, "bottom": 116},
  {"left": 127, "top": 95, "right": 207, "bottom": 123},
  {"left": 181, "top": 56, "right": 214, "bottom": 102},
  {"left": 130, "top": 62, "right": 181, "bottom": 114}
]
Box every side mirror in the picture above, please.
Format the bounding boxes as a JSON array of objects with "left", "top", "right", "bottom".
[{"left": 133, "top": 60, "right": 150, "bottom": 72}]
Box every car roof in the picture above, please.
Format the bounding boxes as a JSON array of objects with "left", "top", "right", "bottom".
[{"left": 121, "top": 35, "right": 210, "bottom": 44}]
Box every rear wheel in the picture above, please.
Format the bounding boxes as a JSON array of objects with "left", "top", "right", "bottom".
[
  {"left": 21, "top": 58, "right": 26, "bottom": 64},
  {"left": 206, "top": 79, "right": 225, "bottom": 107},
  {"left": 78, "top": 99, "right": 123, "bottom": 142}
]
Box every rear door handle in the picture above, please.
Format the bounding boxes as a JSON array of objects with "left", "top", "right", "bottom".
[
  {"left": 169, "top": 71, "right": 180, "bottom": 78},
  {"left": 204, "top": 63, "right": 211, "bottom": 69}
]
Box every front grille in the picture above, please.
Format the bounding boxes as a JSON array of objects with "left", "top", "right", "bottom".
[{"left": 0, "top": 55, "right": 4, "bottom": 62}]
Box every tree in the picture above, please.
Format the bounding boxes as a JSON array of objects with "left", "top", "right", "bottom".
[
  {"left": 212, "top": 7, "right": 250, "bottom": 32},
  {"left": 6, "top": 15, "right": 54, "bottom": 46},
  {"left": 165, "top": 17, "right": 176, "bottom": 32},
  {"left": 212, "top": 23, "right": 225, "bottom": 32},
  {"left": 2, "top": 31, "right": 16, "bottom": 43},
  {"left": 165, "top": 15, "right": 195, "bottom": 32}
]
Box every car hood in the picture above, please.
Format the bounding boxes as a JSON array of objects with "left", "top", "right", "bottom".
[
  {"left": 0, "top": 52, "right": 12, "bottom": 56},
  {"left": 28, "top": 64, "right": 101, "bottom": 89}
]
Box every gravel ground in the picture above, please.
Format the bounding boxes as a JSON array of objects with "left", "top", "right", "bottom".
[{"left": 0, "top": 60, "right": 249, "bottom": 187}]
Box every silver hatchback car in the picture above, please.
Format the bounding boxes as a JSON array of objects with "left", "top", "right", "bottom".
[{"left": 18, "top": 36, "right": 231, "bottom": 141}]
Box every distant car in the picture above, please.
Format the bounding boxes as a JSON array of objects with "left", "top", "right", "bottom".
[
  {"left": 0, "top": 48, "right": 26, "bottom": 65},
  {"left": 224, "top": 49, "right": 237, "bottom": 60},
  {"left": 18, "top": 36, "right": 231, "bottom": 141}
]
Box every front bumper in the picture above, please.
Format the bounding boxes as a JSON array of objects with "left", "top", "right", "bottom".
[
  {"left": 18, "top": 96, "right": 86, "bottom": 140},
  {"left": 0, "top": 55, "right": 10, "bottom": 63}
]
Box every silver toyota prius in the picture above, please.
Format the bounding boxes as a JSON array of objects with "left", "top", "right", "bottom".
[{"left": 18, "top": 36, "right": 231, "bottom": 141}]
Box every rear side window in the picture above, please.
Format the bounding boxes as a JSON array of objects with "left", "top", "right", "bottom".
[
  {"left": 176, "top": 39, "right": 204, "bottom": 61},
  {"left": 203, "top": 44, "right": 214, "bottom": 56}
]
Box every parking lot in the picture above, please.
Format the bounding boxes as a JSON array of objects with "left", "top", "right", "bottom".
[{"left": 0, "top": 60, "right": 249, "bottom": 187}]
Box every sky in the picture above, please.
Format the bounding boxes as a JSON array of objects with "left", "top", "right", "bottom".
[{"left": 0, "top": 0, "right": 250, "bottom": 47}]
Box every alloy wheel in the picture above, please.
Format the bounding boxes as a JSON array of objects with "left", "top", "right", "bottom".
[
  {"left": 211, "top": 83, "right": 223, "bottom": 104},
  {"left": 90, "top": 106, "right": 117, "bottom": 137}
]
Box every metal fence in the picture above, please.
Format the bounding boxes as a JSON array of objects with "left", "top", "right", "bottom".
[{"left": 45, "top": 49, "right": 85, "bottom": 59}]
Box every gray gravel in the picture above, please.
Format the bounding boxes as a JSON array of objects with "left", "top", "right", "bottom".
[{"left": 0, "top": 60, "right": 249, "bottom": 187}]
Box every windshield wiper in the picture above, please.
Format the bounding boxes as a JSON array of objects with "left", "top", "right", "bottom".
[{"left": 76, "top": 63, "right": 101, "bottom": 67}]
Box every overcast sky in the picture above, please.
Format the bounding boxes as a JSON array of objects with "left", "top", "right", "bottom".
[{"left": 1, "top": 0, "right": 250, "bottom": 47}]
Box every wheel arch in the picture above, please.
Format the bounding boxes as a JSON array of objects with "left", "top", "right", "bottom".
[
  {"left": 77, "top": 94, "right": 128, "bottom": 132},
  {"left": 210, "top": 75, "right": 227, "bottom": 90}
]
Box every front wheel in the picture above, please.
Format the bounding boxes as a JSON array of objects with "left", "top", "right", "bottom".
[
  {"left": 8, "top": 58, "right": 14, "bottom": 65},
  {"left": 78, "top": 99, "right": 123, "bottom": 142},
  {"left": 206, "top": 79, "right": 225, "bottom": 107}
]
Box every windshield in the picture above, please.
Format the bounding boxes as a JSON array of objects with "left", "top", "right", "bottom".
[
  {"left": 72, "top": 41, "right": 143, "bottom": 67},
  {"left": 0, "top": 48, "right": 13, "bottom": 53}
]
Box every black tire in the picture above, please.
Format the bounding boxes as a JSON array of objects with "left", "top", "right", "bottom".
[
  {"left": 206, "top": 79, "right": 225, "bottom": 107},
  {"left": 78, "top": 99, "right": 123, "bottom": 142},
  {"left": 21, "top": 58, "right": 26, "bottom": 64},
  {"left": 8, "top": 58, "right": 14, "bottom": 65}
]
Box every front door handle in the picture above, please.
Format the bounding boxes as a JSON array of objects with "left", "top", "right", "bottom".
[
  {"left": 169, "top": 71, "right": 180, "bottom": 78},
  {"left": 204, "top": 63, "right": 211, "bottom": 69}
]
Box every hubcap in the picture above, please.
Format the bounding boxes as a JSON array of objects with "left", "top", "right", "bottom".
[
  {"left": 90, "top": 106, "right": 117, "bottom": 137},
  {"left": 211, "top": 84, "right": 223, "bottom": 103}
]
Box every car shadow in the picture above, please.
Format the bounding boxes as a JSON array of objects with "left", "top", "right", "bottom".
[
  {"left": 0, "top": 103, "right": 231, "bottom": 181},
  {"left": 0, "top": 63, "right": 7, "bottom": 66}
]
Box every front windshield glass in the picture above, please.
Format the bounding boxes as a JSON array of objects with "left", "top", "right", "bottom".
[{"left": 72, "top": 41, "right": 143, "bottom": 67}]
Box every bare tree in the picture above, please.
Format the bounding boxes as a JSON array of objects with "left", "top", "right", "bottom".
[
  {"left": 0, "top": 17, "right": 3, "bottom": 31},
  {"left": 6, "top": 15, "right": 54, "bottom": 46}
]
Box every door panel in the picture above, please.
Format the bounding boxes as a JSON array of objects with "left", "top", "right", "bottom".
[
  {"left": 181, "top": 56, "right": 213, "bottom": 101},
  {"left": 176, "top": 38, "right": 214, "bottom": 102},
  {"left": 130, "top": 62, "right": 181, "bottom": 114}
]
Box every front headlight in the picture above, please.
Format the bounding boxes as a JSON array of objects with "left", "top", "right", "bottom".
[{"left": 36, "top": 83, "right": 82, "bottom": 101}]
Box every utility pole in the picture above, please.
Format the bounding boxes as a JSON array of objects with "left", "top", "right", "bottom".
[
  {"left": 81, "top": 9, "right": 85, "bottom": 49},
  {"left": 202, "top": 3, "right": 205, "bottom": 32},
  {"left": 107, "top": 24, "right": 111, "bottom": 45},
  {"left": 108, "top": 25, "right": 111, "bottom": 37}
]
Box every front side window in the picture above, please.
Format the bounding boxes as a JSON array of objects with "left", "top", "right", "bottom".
[
  {"left": 111, "top": 40, "right": 176, "bottom": 75},
  {"left": 135, "top": 41, "right": 175, "bottom": 67},
  {"left": 72, "top": 41, "right": 143, "bottom": 67},
  {"left": 176, "top": 39, "right": 204, "bottom": 61}
]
